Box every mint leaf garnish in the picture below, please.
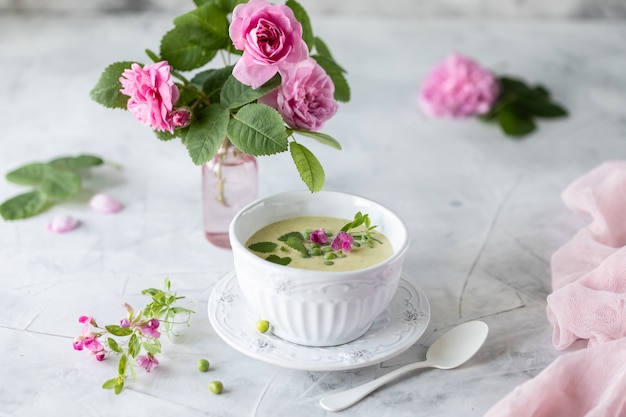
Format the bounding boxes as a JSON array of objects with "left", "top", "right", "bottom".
[{"left": 248, "top": 241, "right": 278, "bottom": 253}]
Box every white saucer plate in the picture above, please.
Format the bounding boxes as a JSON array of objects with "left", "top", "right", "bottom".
[{"left": 208, "top": 272, "right": 431, "bottom": 372}]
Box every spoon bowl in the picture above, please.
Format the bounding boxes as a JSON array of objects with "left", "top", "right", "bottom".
[{"left": 319, "top": 320, "right": 489, "bottom": 412}]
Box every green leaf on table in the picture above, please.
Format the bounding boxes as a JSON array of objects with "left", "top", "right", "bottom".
[
  {"left": 265, "top": 254, "right": 292, "bottom": 266},
  {"left": 118, "top": 354, "right": 128, "bottom": 376},
  {"left": 312, "top": 54, "right": 350, "bottom": 102},
  {"left": 0, "top": 191, "right": 48, "bottom": 220},
  {"left": 90, "top": 61, "right": 134, "bottom": 109},
  {"left": 160, "top": 26, "right": 217, "bottom": 71},
  {"left": 185, "top": 104, "right": 230, "bottom": 165},
  {"left": 143, "top": 339, "right": 162, "bottom": 355},
  {"left": 289, "top": 142, "right": 325, "bottom": 193},
  {"left": 292, "top": 129, "right": 342, "bottom": 150},
  {"left": 49, "top": 154, "right": 104, "bottom": 169},
  {"left": 107, "top": 337, "right": 123, "bottom": 353},
  {"left": 519, "top": 100, "right": 568, "bottom": 118},
  {"left": 102, "top": 378, "right": 118, "bottom": 389},
  {"left": 5, "top": 163, "right": 46, "bottom": 185},
  {"left": 106, "top": 325, "right": 134, "bottom": 337},
  {"left": 497, "top": 105, "right": 537, "bottom": 137},
  {"left": 248, "top": 241, "right": 278, "bottom": 253},
  {"left": 128, "top": 334, "right": 140, "bottom": 358},
  {"left": 287, "top": 0, "right": 314, "bottom": 51},
  {"left": 228, "top": 103, "right": 288, "bottom": 156},
  {"left": 38, "top": 168, "right": 81, "bottom": 200},
  {"left": 220, "top": 74, "right": 281, "bottom": 109}
]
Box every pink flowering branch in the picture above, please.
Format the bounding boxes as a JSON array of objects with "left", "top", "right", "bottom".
[{"left": 73, "top": 278, "right": 194, "bottom": 395}]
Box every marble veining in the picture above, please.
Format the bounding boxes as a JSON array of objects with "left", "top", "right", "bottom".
[{"left": 1, "top": 11, "right": 626, "bottom": 417}]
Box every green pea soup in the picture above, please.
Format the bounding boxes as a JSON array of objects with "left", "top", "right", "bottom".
[{"left": 245, "top": 216, "right": 393, "bottom": 271}]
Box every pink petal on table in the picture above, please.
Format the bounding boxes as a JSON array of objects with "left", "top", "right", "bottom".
[
  {"left": 47, "top": 215, "right": 78, "bottom": 233},
  {"left": 90, "top": 193, "right": 123, "bottom": 214}
]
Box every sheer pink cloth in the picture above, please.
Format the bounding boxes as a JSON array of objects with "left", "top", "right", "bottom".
[{"left": 485, "top": 161, "right": 626, "bottom": 417}]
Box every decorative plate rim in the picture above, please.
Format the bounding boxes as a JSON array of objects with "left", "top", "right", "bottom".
[{"left": 207, "top": 272, "right": 431, "bottom": 372}]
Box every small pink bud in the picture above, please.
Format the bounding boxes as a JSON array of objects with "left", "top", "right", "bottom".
[
  {"left": 90, "top": 193, "right": 123, "bottom": 214},
  {"left": 47, "top": 215, "right": 78, "bottom": 233},
  {"left": 95, "top": 351, "right": 106, "bottom": 361}
]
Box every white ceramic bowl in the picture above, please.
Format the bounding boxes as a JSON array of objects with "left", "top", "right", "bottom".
[{"left": 229, "top": 190, "right": 410, "bottom": 347}]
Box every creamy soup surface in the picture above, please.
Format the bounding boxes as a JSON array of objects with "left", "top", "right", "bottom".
[{"left": 246, "top": 216, "right": 393, "bottom": 272}]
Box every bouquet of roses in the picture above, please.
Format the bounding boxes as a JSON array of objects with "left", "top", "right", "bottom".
[{"left": 90, "top": 0, "right": 350, "bottom": 192}]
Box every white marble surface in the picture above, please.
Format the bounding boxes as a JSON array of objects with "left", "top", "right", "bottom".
[{"left": 1, "top": 11, "right": 626, "bottom": 417}]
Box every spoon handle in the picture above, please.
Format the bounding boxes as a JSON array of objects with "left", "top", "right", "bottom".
[{"left": 319, "top": 359, "right": 434, "bottom": 412}]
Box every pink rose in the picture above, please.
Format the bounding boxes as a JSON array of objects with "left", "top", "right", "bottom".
[
  {"left": 229, "top": 0, "right": 309, "bottom": 88},
  {"left": 418, "top": 53, "right": 500, "bottom": 118},
  {"left": 119, "top": 61, "right": 180, "bottom": 133},
  {"left": 259, "top": 58, "right": 337, "bottom": 131}
]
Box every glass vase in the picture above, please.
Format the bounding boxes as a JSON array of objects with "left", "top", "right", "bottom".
[{"left": 202, "top": 140, "right": 258, "bottom": 248}]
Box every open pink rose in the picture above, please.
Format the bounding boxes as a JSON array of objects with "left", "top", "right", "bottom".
[
  {"left": 119, "top": 61, "right": 180, "bottom": 133},
  {"left": 418, "top": 53, "right": 500, "bottom": 118},
  {"left": 229, "top": 0, "right": 309, "bottom": 88},
  {"left": 259, "top": 58, "right": 337, "bottom": 131}
]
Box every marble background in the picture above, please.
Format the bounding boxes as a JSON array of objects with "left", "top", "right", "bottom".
[{"left": 1, "top": 0, "right": 626, "bottom": 18}]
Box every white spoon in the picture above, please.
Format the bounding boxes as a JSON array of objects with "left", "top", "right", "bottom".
[{"left": 319, "top": 320, "right": 489, "bottom": 412}]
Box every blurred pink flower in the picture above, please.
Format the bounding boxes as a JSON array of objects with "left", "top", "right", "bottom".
[
  {"left": 418, "top": 53, "right": 500, "bottom": 118},
  {"left": 89, "top": 193, "right": 123, "bottom": 214},
  {"left": 170, "top": 108, "right": 191, "bottom": 128},
  {"left": 331, "top": 231, "right": 354, "bottom": 252},
  {"left": 259, "top": 58, "right": 337, "bottom": 131},
  {"left": 309, "top": 229, "right": 328, "bottom": 244},
  {"left": 137, "top": 354, "right": 159, "bottom": 372},
  {"left": 47, "top": 215, "right": 78, "bottom": 233},
  {"left": 229, "top": 0, "right": 308, "bottom": 88},
  {"left": 119, "top": 61, "right": 180, "bottom": 133}
]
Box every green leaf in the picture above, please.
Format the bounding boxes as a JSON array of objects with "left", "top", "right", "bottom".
[
  {"left": 289, "top": 142, "right": 325, "bottom": 193},
  {"left": 286, "top": 236, "right": 308, "bottom": 255},
  {"left": 312, "top": 55, "right": 351, "bottom": 102},
  {"left": 114, "top": 379, "right": 124, "bottom": 395},
  {"left": 265, "top": 254, "right": 291, "bottom": 266},
  {"left": 145, "top": 48, "right": 161, "bottom": 63},
  {"left": 118, "top": 354, "right": 128, "bottom": 376},
  {"left": 107, "top": 337, "right": 123, "bottom": 353},
  {"left": 0, "top": 191, "right": 48, "bottom": 220},
  {"left": 5, "top": 163, "right": 46, "bottom": 185},
  {"left": 228, "top": 104, "right": 288, "bottom": 156},
  {"left": 171, "top": 2, "right": 230, "bottom": 53},
  {"left": 153, "top": 129, "right": 180, "bottom": 142},
  {"left": 248, "top": 241, "right": 278, "bottom": 253},
  {"left": 90, "top": 61, "right": 134, "bottom": 109},
  {"left": 292, "top": 129, "right": 342, "bottom": 150},
  {"left": 102, "top": 378, "right": 118, "bottom": 389},
  {"left": 105, "top": 325, "right": 134, "bottom": 337},
  {"left": 192, "top": 66, "right": 233, "bottom": 102},
  {"left": 160, "top": 27, "right": 218, "bottom": 71},
  {"left": 128, "top": 334, "right": 140, "bottom": 358},
  {"left": 48, "top": 154, "right": 104, "bottom": 169},
  {"left": 520, "top": 100, "right": 568, "bottom": 118},
  {"left": 142, "top": 340, "right": 162, "bottom": 355},
  {"left": 287, "top": 0, "right": 314, "bottom": 51},
  {"left": 313, "top": 37, "right": 344, "bottom": 71},
  {"left": 220, "top": 74, "right": 281, "bottom": 109},
  {"left": 185, "top": 104, "right": 230, "bottom": 165},
  {"left": 278, "top": 231, "right": 304, "bottom": 242},
  {"left": 497, "top": 105, "right": 537, "bottom": 137},
  {"left": 38, "top": 168, "right": 81, "bottom": 200}
]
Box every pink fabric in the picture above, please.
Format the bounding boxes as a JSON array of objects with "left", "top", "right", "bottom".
[{"left": 485, "top": 161, "right": 626, "bottom": 417}]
